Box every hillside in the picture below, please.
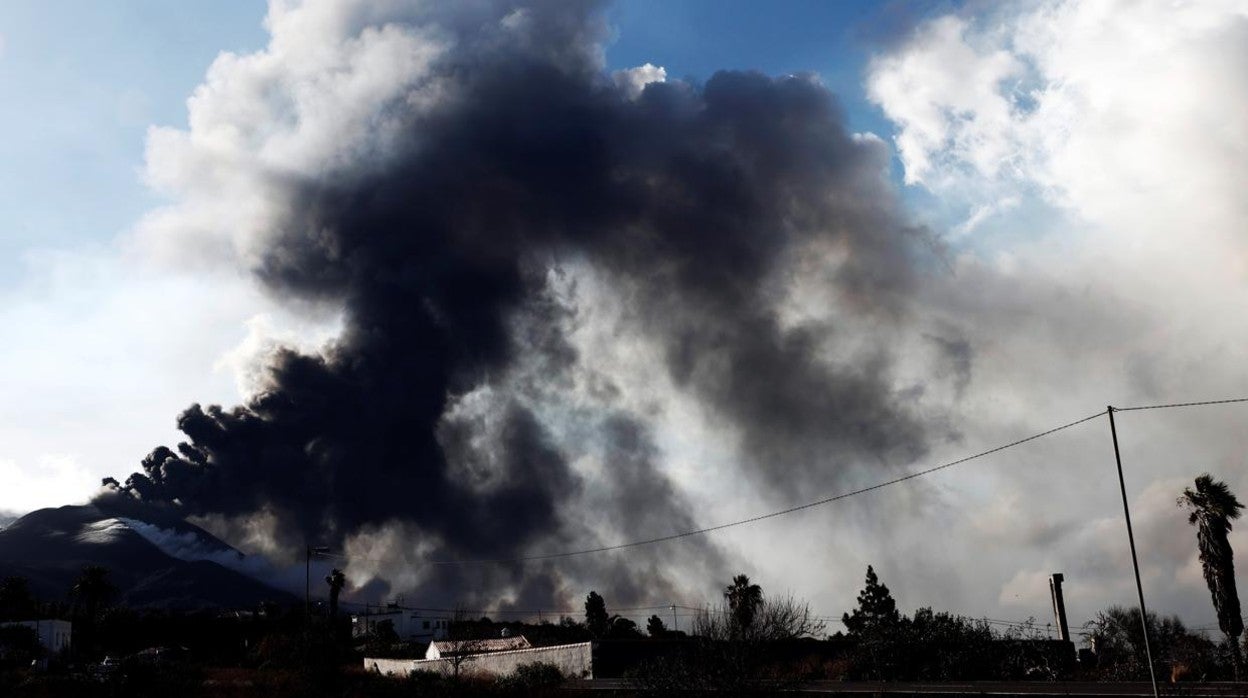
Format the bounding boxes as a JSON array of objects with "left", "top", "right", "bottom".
[{"left": 0, "top": 504, "right": 295, "bottom": 609}]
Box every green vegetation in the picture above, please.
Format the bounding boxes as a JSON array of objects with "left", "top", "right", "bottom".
[{"left": 1178, "top": 474, "right": 1245, "bottom": 674}]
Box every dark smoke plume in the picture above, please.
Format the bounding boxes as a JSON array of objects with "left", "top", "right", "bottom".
[{"left": 102, "top": 0, "right": 933, "bottom": 606}]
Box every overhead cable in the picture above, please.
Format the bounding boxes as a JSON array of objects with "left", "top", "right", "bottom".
[
  {"left": 428, "top": 410, "right": 1109, "bottom": 565},
  {"left": 1114, "top": 397, "right": 1248, "bottom": 412}
]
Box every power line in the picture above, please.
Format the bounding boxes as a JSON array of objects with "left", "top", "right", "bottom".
[
  {"left": 427, "top": 410, "right": 1109, "bottom": 565},
  {"left": 336, "top": 599, "right": 681, "bottom": 617},
  {"left": 1114, "top": 396, "right": 1248, "bottom": 412},
  {"left": 314, "top": 397, "right": 1248, "bottom": 569}
]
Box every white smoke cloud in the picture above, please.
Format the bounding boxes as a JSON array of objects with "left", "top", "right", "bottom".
[
  {"left": 122, "top": 516, "right": 318, "bottom": 595},
  {"left": 611, "top": 62, "right": 666, "bottom": 99},
  {"left": 864, "top": 0, "right": 1248, "bottom": 630},
  {"left": 135, "top": 2, "right": 450, "bottom": 271}
]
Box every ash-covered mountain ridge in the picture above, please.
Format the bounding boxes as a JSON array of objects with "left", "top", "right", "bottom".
[{"left": 0, "top": 503, "right": 295, "bottom": 609}]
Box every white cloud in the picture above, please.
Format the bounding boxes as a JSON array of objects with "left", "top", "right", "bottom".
[
  {"left": 215, "top": 311, "right": 344, "bottom": 398},
  {"left": 865, "top": 0, "right": 1248, "bottom": 628},
  {"left": 611, "top": 62, "right": 666, "bottom": 100},
  {"left": 136, "top": 3, "right": 449, "bottom": 269},
  {"left": 868, "top": 15, "right": 1026, "bottom": 188}
]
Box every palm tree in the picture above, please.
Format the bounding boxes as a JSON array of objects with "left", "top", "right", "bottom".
[
  {"left": 724, "top": 574, "right": 763, "bottom": 630},
  {"left": 71, "top": 565, "right": 116, "bottom": 619},
  {"left": 1178, "top": 474, "right": 1244, "bottom": 672},
  {"left": 325, "top": 568, "right": 346, "bottom": 618}
]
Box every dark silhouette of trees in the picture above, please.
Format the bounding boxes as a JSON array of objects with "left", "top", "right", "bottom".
[
  {"left": 0, "top": 624, "right": 43, "bottom": 670},
  {"left": 1083, "top": 605, "right": 1224, "bottom": 681},
  {"left": 840, "top": 565, "right": 905, "bottom": 679},
  {"left": 585, "top": 591, "right": 609, "bottom": 638},
  {"left": 724, "top": 574, "right": 762, "bottom": 631},
  {"left": 1178, "top": 474, "right": 1244, "bottom": 673},
  {"left": 71, "top": 565, "right": 116, "bottom": 619},
  {"left": 0, "top": 576, "right": 35, "bottom": 620},
  {"left": 632, "top": 584, "right": 823, "bottom": 692},
  {"left": 647, "top": 614, "right": 667, "bottom": 638},
  {"left": 360, "top": 618, "right": 401, "bottom": 658},
  {"left": 607, "top": 615, "right": 643, "bottom": 638},
  {"left": 581, "top": 591, "right": 641, "bottom": 638},
  {"left": 325, "top": 568, "right": 345, "bottom": 618},
  {"left": 843, "top": 565, "right": 899, "bottom": 636},
  {"left": 442, "top": 607, "right": 495, "bottom": 679}
]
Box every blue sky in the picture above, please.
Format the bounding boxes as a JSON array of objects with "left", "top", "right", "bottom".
[
  {"left": 2, "top": 0, "right": 1246, "bottom": 628},
  {"left": 0, "top": 1, "right": 268, "bottom": 283}
]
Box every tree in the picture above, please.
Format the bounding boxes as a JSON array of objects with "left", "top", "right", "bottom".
[
  {"left": 723, "top": 574, "right": 762, "bottom": 631},
  {"left": 607, "top": 615, "right": 643, "bottom": 639},
  {"left": 585, "top": 591, "right": 609, "bottom": 638},
  {"left": 695, "top": 595, "right": 825, "bottom": 643},
  {"left": 1178, "top": 474, "right": 1245, "bottom": 672},
  {"left": 656, "top": 593, "right": 824, "bottom": 691},
  {"left": 71, "top": 565, "right": 116, "bottom": 619},
  {"left": 647, "top": 614, "right": 668, "bottom": 638},
  {"left": 325, "top": 568, "right": 346, "bottom": 618},
  {"left": 0, "top": 576, "right": 35, "bottom": 621},
  {"left": 443, "top": 607, "right": 493, "bottom": 679},
  {"left": 842, "top": 565, "right": 900, "bottom": 636},
  {"left": 1084, "top": 605, "right": 1223, "bottom": 681}
]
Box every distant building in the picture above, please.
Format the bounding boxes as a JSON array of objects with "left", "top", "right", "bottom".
[
  {"left": 425, "top": 635, "right": 531, "bottom": 660},
  {"left": 351, "top": 606, "right": 450, "bottom": 643},
  {"left": 1, "top": 619, "right": 71, "bottom": 655}
]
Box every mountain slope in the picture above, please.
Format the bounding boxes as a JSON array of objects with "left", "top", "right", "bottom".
[{"left": 0, "top": 504, "right": 296, "bottom": 609}]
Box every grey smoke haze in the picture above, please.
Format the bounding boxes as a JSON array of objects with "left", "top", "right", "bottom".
[
  {"left": 121, "top": 517, "right": 322, "bottom": 595},
  {"left": 101, "top": 0, "right": 942, "bottom": 607}
]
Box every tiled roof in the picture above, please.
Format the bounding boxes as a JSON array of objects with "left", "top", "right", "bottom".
[{"left": 427, "top": 636, "right": 531, "bottom": 658}]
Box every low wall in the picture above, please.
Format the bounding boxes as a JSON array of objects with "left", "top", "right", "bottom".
[
  {"left": 367, "top": 657, "right": 419, "bottom": 676},
  {"left": 365, "top": 641, "right": 593, "bottom": 680}
]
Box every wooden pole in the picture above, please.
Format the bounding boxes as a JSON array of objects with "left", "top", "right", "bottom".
[{"left": 1107, "top": 406, "right": 1159, "bottom": 698}]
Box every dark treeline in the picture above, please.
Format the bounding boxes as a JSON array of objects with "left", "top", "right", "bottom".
[{"left": 0, "top": 564, "right": 1245, "bottom": 696}]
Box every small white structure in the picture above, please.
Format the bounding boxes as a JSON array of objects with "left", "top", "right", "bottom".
[
  {"left": 1, "top": 619, "right": 72, "bottom": 654},
  {"left": 425, "top": 635, "right": 531, "bottom": 659},
  {"left": 351, "top": 607, "right": 449, "bottom": 643},
  {"left": 367, "top": 640, "right": 592, "bottom": 679}
]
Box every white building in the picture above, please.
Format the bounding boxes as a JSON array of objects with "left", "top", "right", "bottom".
[
  {"left": 425, "top": 635, "right": 531, "bottom": 659},
  {"left": 1, "top": 619, "right": 71, "bottom": 655},
  {"left": 351, "top": 607, "right": 449, "bottom": 643},
  {"left": 367, "top": 640, "right": 592, "bottom": 679}
]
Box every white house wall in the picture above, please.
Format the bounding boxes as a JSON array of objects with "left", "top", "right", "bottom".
[{"left": 365, "top": 641, "right": 593, "bottom": 680}]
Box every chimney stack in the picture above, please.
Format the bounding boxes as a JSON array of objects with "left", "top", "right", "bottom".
[{"left": 1049, "top": 573, "right": 1070, "bottom": 642}]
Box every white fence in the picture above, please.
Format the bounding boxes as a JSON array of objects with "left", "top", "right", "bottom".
[{"left": 365, "top": 641, "right": 593, "bottom": 680}]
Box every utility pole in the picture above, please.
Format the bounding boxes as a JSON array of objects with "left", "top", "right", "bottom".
[
  {"left": 305, "top": 545, "right": 329, "bottom": 618},
  {"left": 670, "top": 604, "right": 677, "bottom": 633},
  {"left": 1106, "top": 406, "right": 1159, "bottom": 698}
]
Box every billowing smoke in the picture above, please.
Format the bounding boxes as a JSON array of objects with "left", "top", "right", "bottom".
[{"left": 101, "top": 0, "right": 938, "bottom": 608}]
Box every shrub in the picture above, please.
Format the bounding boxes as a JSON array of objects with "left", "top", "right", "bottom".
[{"left": 497, "top": 662, "right": 563, "bottom": 692}]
